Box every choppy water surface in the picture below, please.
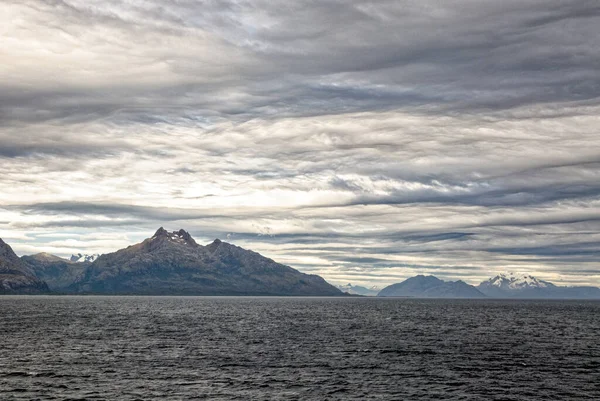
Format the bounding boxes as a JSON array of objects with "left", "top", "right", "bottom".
[{"left": 1, "top": 297, "right": 599, "bottom": 400}]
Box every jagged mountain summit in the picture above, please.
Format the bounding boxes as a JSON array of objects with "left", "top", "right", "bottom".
[
  {"left": 0, "top": 239, "right": 48, "bottom": 294},
  {"left": 70, "top": 253, "right": 100, "bottom": 263},
  {"left": 67, "top": 228, "right": 343, "bottom": 296},
  {"left": 378, "top": 275, "right": 486, "bottom": 298},
  {"left": 478, "top": 272, "right": 600, "bottom": 299}
]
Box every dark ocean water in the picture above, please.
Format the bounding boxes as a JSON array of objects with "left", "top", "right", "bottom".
[{"left": 1, "top": 297, "right": 599, "bottom": 400}]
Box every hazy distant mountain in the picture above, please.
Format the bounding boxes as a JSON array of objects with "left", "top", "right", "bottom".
[
  {"left": 70, "top": 253, "right": 100, "bottom": 263},
  {"left": 22, "top": 253, "right": 87, "bottom": 291},
  {"left": 337, "top": 283, "right": 380, "bottom": 296},
  {"left": 67, "top": 228, "right": 343, "bottom": 296},
  {"left": 0, "top": 239, "right": 48, "bottom": 294},
  {"left": 478, "top": 272, "right": 600, "bottom": 299},
  {"left": 378, "top": 275, "right": 486, "bottom": 298}
]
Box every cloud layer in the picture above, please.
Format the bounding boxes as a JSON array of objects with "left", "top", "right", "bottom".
[{"left": 2, "top": 0, "right": 600, "bottom": 286}]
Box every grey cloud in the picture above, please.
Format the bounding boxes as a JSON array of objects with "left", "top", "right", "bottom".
[
  {"left": 2, "top": 0, "right": 600, "bottom": 124},
  {"left": 16, "top": 201, "right": 276, "bottom": 221},
  {"left": 2, "top": 0, "right": 600, "bottom": 286}
]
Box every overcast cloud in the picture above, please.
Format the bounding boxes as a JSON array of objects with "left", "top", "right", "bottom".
[{"left": 1, "top": 0, "right": 600, "bottom": 286}]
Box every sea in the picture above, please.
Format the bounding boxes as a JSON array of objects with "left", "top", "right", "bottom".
[{"left": 1, "top": 296, "right": 599, "bottom": 400}]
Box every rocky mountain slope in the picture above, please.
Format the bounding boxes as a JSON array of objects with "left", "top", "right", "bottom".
[
  {"left": 0, "top": 239, "right": 48, "bottom": 294},
  {"left": 378, "top": 275, "right": 486, "bottom": 298},
  {"left": 22, "top": 253, "right": 87, "bottom": 291},
  {"left": 478, "top": 272, "right": 600, "bottom": 299},
  {"left": 67, "top": 228, "right": 343, "bottom": 296}
]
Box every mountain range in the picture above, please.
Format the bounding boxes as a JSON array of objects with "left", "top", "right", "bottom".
[
  {"left": 477, "top": 272, "right": 600, "bottom": 299},
  {"left": 378, "top": 273, "right": 600, "bottom": 299},
  {"left": 16, "top": 228, "right": 342, "bottom": 296},
  {"left": 2, "top": 230, "right": 600, "bottom": 298},
  {"left": 378, "top": 275, "right": 486, "bottom": 298}
]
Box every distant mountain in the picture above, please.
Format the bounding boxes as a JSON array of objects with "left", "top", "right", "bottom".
[
  {"left": 0, "top": 239, "right": 48, "bottom": 294},
  {"left": 70, "top": 253, "right": 100, "bottom": 263},
  {"left": 378, "top": 275, "right": 486, "bottom": 298},
  {"left": 67, "top": 228, "right": 343, "bottom": 296},
  {"left": 478, "top": 272, "right": 600, "bottom": 299},
  {"left": 337, "top": 283, "right": 380, "bottom": 296},
  {"left": 22, "top": 253, "right": 87, "bottom": 291}
]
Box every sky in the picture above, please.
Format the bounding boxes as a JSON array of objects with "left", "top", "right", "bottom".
[{"left": 1, "top": 0, "right": 600, "bottom": 287}]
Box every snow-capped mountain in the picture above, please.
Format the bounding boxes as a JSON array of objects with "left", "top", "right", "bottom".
[
  {"left": 70, "top": 253, "right": 100, "bottom": 263},
  {"left": 478, "top": 272, "right": 600, "bottom": 299},
  {"left": 337, "top": 283, "right": 380, "bottom": 296},
  {"left": 483, "top": 272, "right": 554, "bottom": 290}
]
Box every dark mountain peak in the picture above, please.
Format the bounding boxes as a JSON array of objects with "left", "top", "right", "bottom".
[
  {"left": 0, "top": 237, "right": 20, "bottom": 263},
  {"left": 0, "top": 238, "right": 49, "bottom": 294},
  {"left": 416, "top": 274, "right": 438, "bottom": 279},
  {"left": 206, "top": 238, "right": 222, "bottom": 252},
  {"left": 154, "top": 227, "right": 169, "bottom": 237},
  {"left": 149, "top": 228, "right": 198, "bottom": 247},
  {"left": 205, "top": 240, "right": 260, "bottom": 261},
  {"left": 176, "top": 229, "right": 196, "bottom": 243}
]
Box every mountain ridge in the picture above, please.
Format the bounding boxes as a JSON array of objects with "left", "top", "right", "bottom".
[
  {"left": 66, "top": 228, "right": 343, "bottom": 296},
  {"left": 0, "top": 238, "right": 49, "bottom": 294},
  {"left": 378, "top": 275, "right": 486, "bottom": 298},
  {"left": 477, "top": 272, "right": 600, "bottom": 299},
  {"left": 5, "top": 229, "right": 600, "bottom": 298},
  {"left": 377, "top": 273, "right": 600, "bottom": 299},
  {"left": 22, "top": 252, "right": 87, "bottom": 291}
]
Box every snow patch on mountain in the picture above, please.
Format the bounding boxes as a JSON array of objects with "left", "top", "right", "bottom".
[
  {"left": 70, "top": 253, "right": 100, "bottom": 263},
  {"left": 337, "top": 283, "right": 380, "bottom": 296},
  {"left": 166, "top": 231, "right": 188, "bottom": 244}
]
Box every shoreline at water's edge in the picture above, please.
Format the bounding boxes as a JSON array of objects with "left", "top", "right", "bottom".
[{"left": 3, "top": 294, "right": 600, "bottom": 301}]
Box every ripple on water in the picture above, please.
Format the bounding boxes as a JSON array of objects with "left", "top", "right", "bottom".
[{"left": 1, "top": 297, "right": 599, "bottom": 400}]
